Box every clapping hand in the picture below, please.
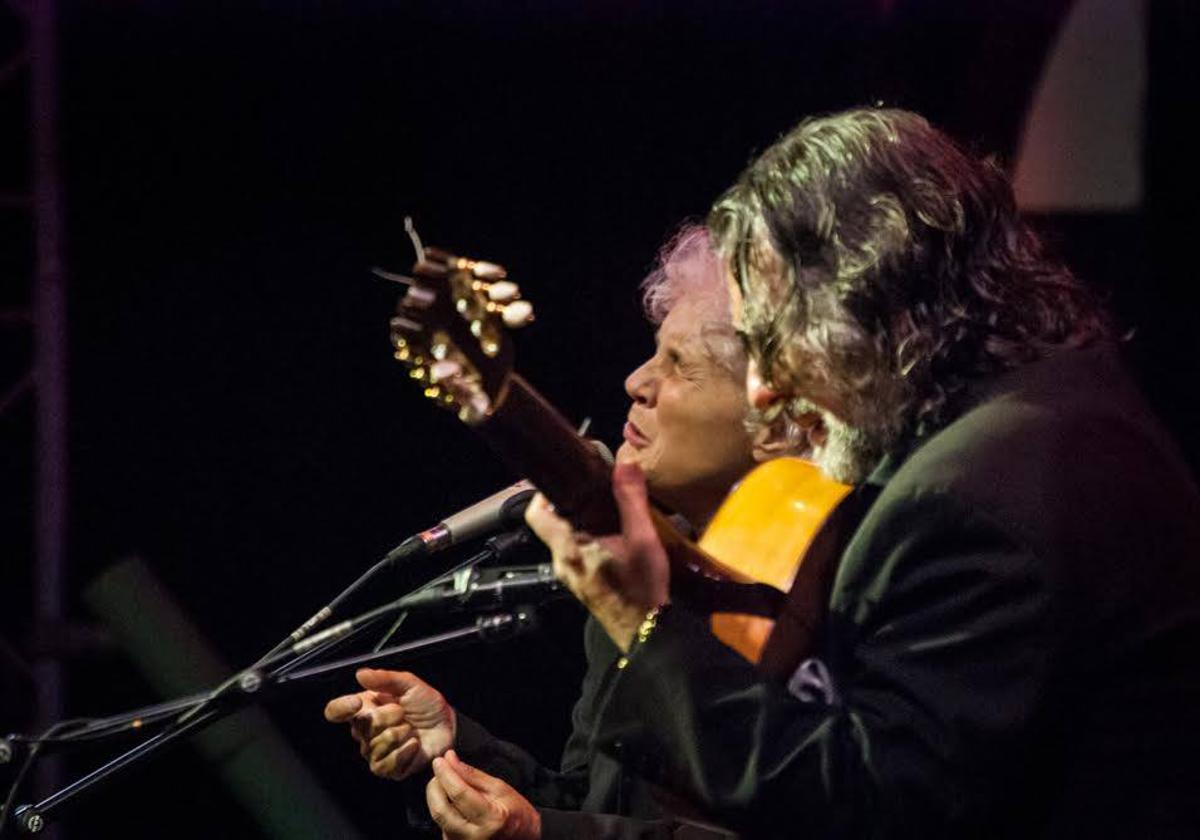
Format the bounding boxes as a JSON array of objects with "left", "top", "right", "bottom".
[{"left": 323, "top": 668, "right": 456, "bottom": 780}]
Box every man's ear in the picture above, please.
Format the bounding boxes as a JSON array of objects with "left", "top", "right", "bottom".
[
  {"left": 753, "top": 420, "right": 801, "bottom": 462},
  {"left": 751, "top": 412, "right": 821, "bottom": 462}
]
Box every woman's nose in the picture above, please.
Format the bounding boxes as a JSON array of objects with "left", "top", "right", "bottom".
[{"left": 625, "top": 359, "right": 656, "bottom": 405}]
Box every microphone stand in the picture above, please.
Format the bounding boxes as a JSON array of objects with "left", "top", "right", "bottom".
[
  {"left": 3, "top": 605, "right": 540, "bottom": 836},
  {"left": 176, "top": 528, "right": 534, "bottom": 728},
  {"left": 0, "top": 528, "right": 543, "bottom": 836},
  {"left": 0, "top": 610, "right": 394, "bottom": 768}
]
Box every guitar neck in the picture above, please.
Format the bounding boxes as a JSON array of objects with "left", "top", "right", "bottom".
[{"left": 476, "top": 374, "right": 620, "bottom": 535}]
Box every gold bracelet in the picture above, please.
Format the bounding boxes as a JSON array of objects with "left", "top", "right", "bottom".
[{"left": 616, "top": 604, "right": 667, "bottom": 670}]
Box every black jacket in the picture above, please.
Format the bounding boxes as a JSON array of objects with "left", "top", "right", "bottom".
[
  {"left": 454, "top": 616, "right": 735, "bottom": 838},
  {"left": 588, "top": 344, "right": 1200, "bottom": 839}
]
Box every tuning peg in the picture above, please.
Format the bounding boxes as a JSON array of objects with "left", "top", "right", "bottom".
[
  {"left": 470, "top": 260, "right": 507, "bottom": 281},
  {"left": 403, "top": 286, "right": 437, "bottom": 310},
  {"left": 389, "top": 315, "right": 423, "bottom": 334},
  {"left": 429, "top": 360, "right": 463, "bottom": 383},
  {"left": 486, "top": 281, "right": 521, "bottom": 303},
  {"left": 501, "top": 300, "right": 534, "bottom": 328},
  {"left": 413, "top": 259, "right": 449, "bottom": 279}
]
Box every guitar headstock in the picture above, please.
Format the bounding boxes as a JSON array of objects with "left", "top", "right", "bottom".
[{"left": 388, "top": 246, "right": 534, "bottom": 424}]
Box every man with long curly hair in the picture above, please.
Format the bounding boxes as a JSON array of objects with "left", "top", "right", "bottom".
[{"left": 524, "top": 109, "right": 1200, "bottom": 838}]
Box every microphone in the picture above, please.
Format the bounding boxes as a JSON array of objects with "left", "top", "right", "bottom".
[
  {"left": 289, "top": 562, "right": 563, "bottom": 656},
  {"left": 400, "top": 562, "right": 565, "bottom": 611},
  {"left": 386, "top": 480, "right": 535, "bottom": 562},
  {"left": 282, "top": 440, "right": 612, "bottom": 649},
  {"left": 384, "top": 439, "right": 614, "bottom": 563}
]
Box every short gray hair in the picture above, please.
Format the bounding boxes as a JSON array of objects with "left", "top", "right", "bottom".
[
  {"left": 640, "top": 224, "right": 730, "bottom": 325},
  {"left": 639, "top": 225, "right": 744, "bottom": 380}
]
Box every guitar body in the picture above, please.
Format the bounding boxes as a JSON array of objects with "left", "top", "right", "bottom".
[{"left": 702, "top": 457, "right": 851, "bottom": 662}]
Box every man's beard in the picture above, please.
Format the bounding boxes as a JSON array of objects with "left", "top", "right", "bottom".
[
  {"left": 810, "top": 411, "right": 890, "bottom": 484},
  {"left": 747, "top": 397, "right": 896, "bottom": 485}
]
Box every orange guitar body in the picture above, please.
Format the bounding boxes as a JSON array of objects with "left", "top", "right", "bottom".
[{"left": 701, "top": 457, "right": 851, "bottom": 663}]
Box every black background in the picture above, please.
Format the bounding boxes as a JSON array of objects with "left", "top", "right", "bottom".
[{"left": 3, "top": 1, "right": 1197, "bottom": 836}]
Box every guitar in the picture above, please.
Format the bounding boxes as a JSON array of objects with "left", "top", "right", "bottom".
[{"left": 387, "top": 245, "right": 850, "bottom": 666}]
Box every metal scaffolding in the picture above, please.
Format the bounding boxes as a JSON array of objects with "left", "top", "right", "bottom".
[{"left": 2, "top": 0, "right": 67, "bottom": 834}]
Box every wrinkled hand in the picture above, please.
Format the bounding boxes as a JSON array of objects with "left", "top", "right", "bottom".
[
  {"left": 524, "top": 462, "right": 669, "bottom": 652},
  {"left": 426, "top": 750, "right": 540, "bottom": 840},
  {"left": 323, "top": 668, "right": 455, "bottom": 781}
]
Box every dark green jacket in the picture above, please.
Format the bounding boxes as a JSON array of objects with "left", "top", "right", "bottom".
[{"left": 590, "top": 344, "right": 1200, "bottom": 839}]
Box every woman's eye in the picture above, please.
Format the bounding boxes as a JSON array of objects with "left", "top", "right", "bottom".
[{"left": 671, "top": 354, "right": 702, "bottom": 380}]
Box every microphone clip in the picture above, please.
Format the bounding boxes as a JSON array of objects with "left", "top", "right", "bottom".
[{"left": 402, "top": 560, "right": 563, "bottom": 613}]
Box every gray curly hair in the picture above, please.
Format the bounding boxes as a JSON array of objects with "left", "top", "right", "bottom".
[{"left": 710, "top": 108, "right": 1112, "bottom": 451}]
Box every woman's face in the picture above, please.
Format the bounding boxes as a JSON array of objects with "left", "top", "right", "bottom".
[{"left": 617, "top": 296, "right": 756, "bottom": 526}]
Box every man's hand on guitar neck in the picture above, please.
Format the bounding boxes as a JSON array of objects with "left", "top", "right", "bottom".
[
  {"left": 323, "top": 668, "right": 456, "bottom": 781},
  {"left": 525, "top": 462, "right": 671, "bottom": 653}
]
